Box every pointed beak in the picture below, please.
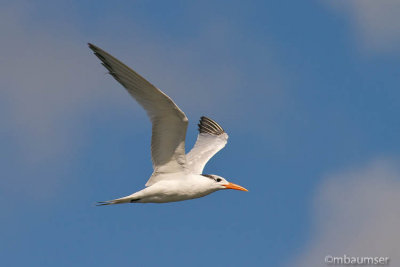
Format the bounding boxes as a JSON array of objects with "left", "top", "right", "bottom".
[{"left": 223, "top": 182, "right": 248, "bottom": 192}]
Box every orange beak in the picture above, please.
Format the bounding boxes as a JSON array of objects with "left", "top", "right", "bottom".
[{"left": 223, "top": 182, "right": 248, "bottom": 192}]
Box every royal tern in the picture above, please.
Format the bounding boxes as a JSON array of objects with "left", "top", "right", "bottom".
[{"left": 88, "top": 43, "right": 248, "bottom": 205}]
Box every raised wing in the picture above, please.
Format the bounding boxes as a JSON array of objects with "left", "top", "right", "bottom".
[
  {"left": 186, "top": 117, "right": 228, "bottom": 174},
  {"left": 89, "top": 43, "right": 188, "bottom": 178}
]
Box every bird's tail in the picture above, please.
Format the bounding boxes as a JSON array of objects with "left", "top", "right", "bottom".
[{"left": 96, "top": 195, "right": 141, "bottom": 206}]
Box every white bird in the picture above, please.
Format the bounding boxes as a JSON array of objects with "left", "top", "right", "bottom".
[{"left": 88, "top": 43, "right": 248, "bottom": 205}]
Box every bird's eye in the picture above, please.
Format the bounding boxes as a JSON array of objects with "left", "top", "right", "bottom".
[{"left": 216, "top": 178, "right": 222, "bottom": 182}]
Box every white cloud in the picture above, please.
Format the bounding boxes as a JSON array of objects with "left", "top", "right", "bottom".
[
  {"left": 0, "top": 3, "right": 115, "bottom": 199},
  {"left": 325, "top": 0, "right": 400, "bottom": 53},
  {"left": 0, "top": 5, "right": 106, "bottom": 164},
  {"left": 291, "top": 158, "right": 400, "bottom": 266}
]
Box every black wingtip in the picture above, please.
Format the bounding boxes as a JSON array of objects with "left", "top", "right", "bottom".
[
  {"left": 88, "top": 43, "right": 100, "bottom": 53},
  {"left": 198, "top": 116, "right": 225, "bottom": 135}
]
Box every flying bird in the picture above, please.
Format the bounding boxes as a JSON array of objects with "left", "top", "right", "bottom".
[{"left": 88, "top": 43, "right": 248, "bottom": 205}]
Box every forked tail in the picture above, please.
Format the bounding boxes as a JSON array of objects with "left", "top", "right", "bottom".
[{"left": 96, "top": 196, "right": 141, "bottom": 206}]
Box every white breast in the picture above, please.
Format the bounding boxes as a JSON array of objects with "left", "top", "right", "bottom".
[{"left": 135, "top": 175, "right": 217, "bottom": 203}]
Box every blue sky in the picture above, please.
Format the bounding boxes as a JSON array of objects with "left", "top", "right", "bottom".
[{"left": 1, "top": 1, "right": 400, "bottom": 266}]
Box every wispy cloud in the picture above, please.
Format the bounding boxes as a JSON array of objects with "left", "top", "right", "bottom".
[
  {"left": 291, "top": 158, "right": 400, "bottom": 266},
  {"left": 324, "top": 0, "right": 400, "bottom": 53},
  {"left": 0, "top": 3, "right": 113, "bottom": 199},
  {"left": 0, "top": 5, "right": 106, "bottom": 165}
]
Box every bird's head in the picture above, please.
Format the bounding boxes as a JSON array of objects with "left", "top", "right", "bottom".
[{"left": 202, "top": 174, "right": 248, "bottom": 192}]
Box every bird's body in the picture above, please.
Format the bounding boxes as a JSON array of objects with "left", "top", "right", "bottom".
[
  {"left": 89, "top": 43, "right": 247, "bottom": 205},
  {"left": 112, "top": 174, "right": 220, "bottom": 204}
]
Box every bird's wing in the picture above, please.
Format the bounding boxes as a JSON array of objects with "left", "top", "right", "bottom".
[
  {"left": 186, "top": 117, "right": 228, "bottom": 174},
  {"left": 89, "top": 43, "right": 188, "bottom": 177}
]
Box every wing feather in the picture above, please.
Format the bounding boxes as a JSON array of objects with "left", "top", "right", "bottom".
[
  {"left": 186, "top": 117, "right": 228, "bottom": 174},
  {"left": 88, "top": 43, "right": 188, "bottom": 178}
]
